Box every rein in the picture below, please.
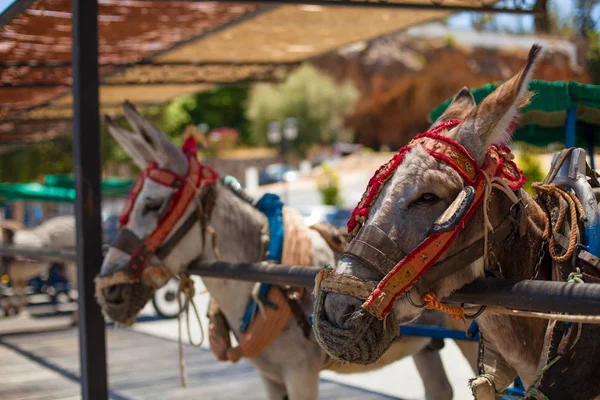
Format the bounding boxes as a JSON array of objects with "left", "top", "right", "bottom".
[{"left": 321, "top": 120, "right": 526, "bottom": 321}]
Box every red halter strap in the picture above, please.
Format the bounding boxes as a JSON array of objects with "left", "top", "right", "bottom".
[
  {"left": 347, "top": 120, "right": 526, "bottom": 320},
  {"left": 115, "top": 139, "right": 218, "bottom": 279}
]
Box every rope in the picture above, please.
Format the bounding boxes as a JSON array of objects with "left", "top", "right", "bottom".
[
  {"left": 482, "top": 307, "right": 600, "bottom": 324},
  {"left": 421, "top": 292, "right": 465, "bottom": 323},
  {"left": 532, "top": 183, "right": 586, "bottom": 263},
  {"left": 177, "top": 275, "right": 204, "bottom": 388}
]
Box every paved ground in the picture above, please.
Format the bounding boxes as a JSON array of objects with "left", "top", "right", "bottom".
[
  {"left": 0, "top": 326, "right": 399, "bottom": 400},
  {"left": 133, "top": 277, "right": 476, "bottom": 400}
]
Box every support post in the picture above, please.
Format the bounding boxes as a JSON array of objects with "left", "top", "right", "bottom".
[
  {"left": 72, "top": 0, "right": 108, "bottom": 399},
  {"left": 565, "top": 105, "right": 577, "bottom": 148}
]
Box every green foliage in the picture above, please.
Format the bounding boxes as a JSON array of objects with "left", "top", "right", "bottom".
[
  {"left": 443, "top": 34, "right": 456, "bottom": 47},
  {"left": 246, "top": 64, "right": 359, "bottom": 155},
  {"left": 517, "top": 152, "right": 545, "bottom": 195},
  {"left": 316, "top": 163, "right": 343, "bottom": 206},
  {"left": 0, "top": 136, "right": 74, "bottom": 183},
  {"left": 587, "top": 29, "right": 600, "bottom": 83},
  {"left": 137, "top": 86, "right": 251, "bottom": 145}
]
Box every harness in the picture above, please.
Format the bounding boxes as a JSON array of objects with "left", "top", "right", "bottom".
[
  {"left": 106, "top": 137, "right": 218, "bottom": 281},
  {"left": 321, "top": 119, "right": 526, "bottom": 321}
]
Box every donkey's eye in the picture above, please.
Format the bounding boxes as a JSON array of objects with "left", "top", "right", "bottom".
[
  {"left": 142, "top": 199, "right": 164, "bottom": 216},
  {"left": 413, "top": 193, "right": 440, "bottom": 205}
]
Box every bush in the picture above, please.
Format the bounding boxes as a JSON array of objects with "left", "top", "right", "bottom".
[
  {"left": 516, "top": 151, "right": 545, "bottom": 195},
  {"left": 316, "top": 163, "right": 342, "bottom": 206},
  {"left": 246, "top": 64, "right": 359, "bottom": 156}
]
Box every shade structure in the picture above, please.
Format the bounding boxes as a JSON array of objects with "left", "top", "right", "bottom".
[
  {"left": 428, "top": 80, "right": 600, "bottom": 148},
  {"left": 0, "top": 174, "right": 134, "bottom": 206},
  {"left": 0, "top": 0, "right": 514, "bottom": 152}
]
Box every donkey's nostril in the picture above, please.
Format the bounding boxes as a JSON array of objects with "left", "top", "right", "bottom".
[
  {"left": 323, "top": 293, "right": 363, "bottom": 327},
  {"left": 103, "top": 284, "right": 128, "bottom": 304}
]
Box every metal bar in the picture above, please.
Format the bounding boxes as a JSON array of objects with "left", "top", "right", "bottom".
[
  {"left": 0, "top": 79, "right": 281, "bottom": 89},
  {"left": 189, "top": 260, "right": 319, "bottom": 288},
  {"left": 188, "top": 260, "right": 600, "bottom": 315},
  {"left": 0, "top": 0, "right": 37, "bottom": 30},
  {"left": 136, "top": 0, "right": 543, "bottom": 15},
  {"left": 0, "top": 245, "right": 76, "bottom": 262},
  {"left": 399, "top": 325, "right": 478, "bottom": 341},
  {"left": 71, "top": 0, "right": 108, "bottom": 398},
  {"left": 0, "top": 61, "right": 299, "bottom": 68},
  {"left": 448, "top": 278, "right": 600, "bottom": 315},
  {"left": 565, "top": 105, "right": 577, "bottom": 148},
  {"left": 585, "top": 124, "right": 596, "bottom": 170}
]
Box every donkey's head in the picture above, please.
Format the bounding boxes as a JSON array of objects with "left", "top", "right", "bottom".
[
  {"left": 96, "top": 102, "right": 218, "bottom": 324},
  {"left": 313, "top": 45, "right": 542, "bottom": 364}
]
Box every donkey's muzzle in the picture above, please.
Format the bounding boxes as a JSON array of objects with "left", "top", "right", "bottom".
[
  {"left": 313, "top": 290, "right": 399, "bottom": 364},
  {"left": 99, "top": 282, "right": 153, "bottom": 324}
]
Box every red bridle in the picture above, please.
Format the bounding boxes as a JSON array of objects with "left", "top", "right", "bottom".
[
  {"left": 346, "top": 120, "right": 526, "bottom": 320},
  {"left": 112, "top": 137, "right": 218, "bottom": 279}
]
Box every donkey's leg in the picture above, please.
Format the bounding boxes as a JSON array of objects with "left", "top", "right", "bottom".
[
  {"left": 282, "top": 365, "right": 319, "bottom": 400},
  {"left": 469, "top": 339, "right": 517, "bottom": 400},
  {"left": 413, "top": 347, "right": 453, "bottom": 400},
  {"left": 453, "top": 339, "right": 479, "bottom": 375},
  {"left": 445, "top": 318, "right": 479, "bottom": 375},
  {"left": 260, "top": 374, "right": 288, "bottom": 400}
]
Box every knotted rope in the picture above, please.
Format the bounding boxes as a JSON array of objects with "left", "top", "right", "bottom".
[
  {"left": 177, "top": 275, "right": 204, "bottom": 388},
  {"left": 421, "top": 292, "right": 466, "bottom": 323},
  {"left": 532, "top": 183, "right": 586, "bottom": 263}
]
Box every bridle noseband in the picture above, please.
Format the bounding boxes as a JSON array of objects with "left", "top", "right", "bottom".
[
  {"left": 105, "top": 138, "right": 218, "bottom": 280},
  {"left": 338, "top": 120, "right": 526, "bottom": 320}
]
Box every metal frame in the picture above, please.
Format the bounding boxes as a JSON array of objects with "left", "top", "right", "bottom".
[
  {"left": 71, "top": 0, "right": 108, "bottom": 398},
  {"left": 138, "top": 0, "right": 542, "bottom": 15}
]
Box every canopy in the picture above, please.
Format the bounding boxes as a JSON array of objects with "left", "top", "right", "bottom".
[
  {"left": 428, "top": 80, "right": 600, "bottom": 148},
  {"left": 0, "top": 175, "right": 133, "bottom": 206},
  {"left": 43, "top": 174, "right": 133, "bottom": 198}
]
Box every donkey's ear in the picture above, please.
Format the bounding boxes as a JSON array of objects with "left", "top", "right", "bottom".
[
  {"left": 459, "top": 44, "right": 542, "bottom": 147},
  {"left": 103, "top": 115, "right": 155, "bottom": 170},
  {"left": 121, "top": 101, "right": 188, "bottom": 176},
  {"left": 431, "top": 87, "right": 476, "bottom": 127}
]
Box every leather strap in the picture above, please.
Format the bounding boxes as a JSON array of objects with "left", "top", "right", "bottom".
[
  {"left": 343, "top": 225, "right": 406, "bottom": 276},
  {"left": 280, "top": 286, "right": 312, "bottom": 339},
  {"left": 156, "top": 208, "right": 201, "bottom": 260},
  {"left": 111, "top": 228, "right": 144, "bottom": 256},
  {"left": 109, "top": 208, "right": 201, "bottom": 275},
  {"left": 554, "top": 232, "right": 600, "bottom": 272}
]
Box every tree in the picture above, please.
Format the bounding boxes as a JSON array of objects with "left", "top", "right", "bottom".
[{"left": 245, "top": 64, "right": 359, "bottom": 155}]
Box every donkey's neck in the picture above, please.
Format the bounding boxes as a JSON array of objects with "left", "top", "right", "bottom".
[
  {"left": 475, "top": 189, "right": 549, "bottom": 385},
  {"left": 201, "top": 181, "right": 269, "bottom": 333}
]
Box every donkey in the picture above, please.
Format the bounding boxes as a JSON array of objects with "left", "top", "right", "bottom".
[
  {"left": 96, "top": 102, "right": 478, "bottom": 400},
  {"left": 313, "top": 44, "right": 600, "bottom": 399}
]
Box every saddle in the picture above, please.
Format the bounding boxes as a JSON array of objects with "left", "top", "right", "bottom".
[{"left": 207, "top": 214, "right": 345, "bottom": 363}]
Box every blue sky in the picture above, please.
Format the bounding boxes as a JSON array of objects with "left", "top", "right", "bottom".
[
  {"left": 0, "top": 0, "right": 14, "bottom": 15},
  {"left": 448, "top": 0, "right": 600, "bottom": 32}
]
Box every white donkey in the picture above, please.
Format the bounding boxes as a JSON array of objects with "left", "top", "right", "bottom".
[{"left": 96, "top": 102, "right": 477, "bottom": 400}]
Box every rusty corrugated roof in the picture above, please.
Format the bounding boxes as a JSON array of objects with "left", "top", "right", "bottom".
[{"left": 0, "top": 0, "right": 500, "bottom": 150}]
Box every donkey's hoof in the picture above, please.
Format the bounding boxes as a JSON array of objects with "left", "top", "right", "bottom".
[{"left": 469, "top": 376, "right": 496, "bottom": 400}]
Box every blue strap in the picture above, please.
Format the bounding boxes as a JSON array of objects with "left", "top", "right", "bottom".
[
  {"left": 255, "top": 193, "right": 285, "bottom": 262},
  {"left": 240, "top": 193, "right": 285, "bottom": 332}
]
